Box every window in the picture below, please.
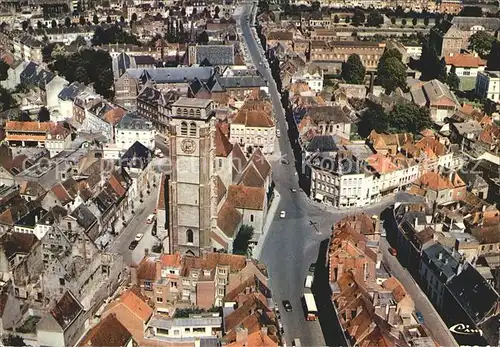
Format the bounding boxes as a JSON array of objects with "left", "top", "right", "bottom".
[
  {"left": 193, "top": 327, "right": 206, "bottom": 333},
  {"left": 185, "top": 328, "right": 191, "bottom": 333},
  {"left": 250, "top": 214, "right": 254, "bottom": 222},
  {"left": 181, "top": 122, "right": 188, "bottom": 135},
  {"left": 189, "top": 122, "right": 197, "bottom": 137},
  {"left": 156, "top": 297, "right": 163, "bottom": 303},
  {"left": 218, "top": 159, "right": 222, "bottom": 168},
  {"left": 187, "top": 229, "right": 194, "bottom": 243},
  {"left": 59, "top": 278, "right": 65, "bottom": 286},
  {"left": 157, "top": 328, "right": 169, "bottom": 335}
]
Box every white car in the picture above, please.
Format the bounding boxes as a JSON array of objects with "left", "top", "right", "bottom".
[
  {"left": 134, "top": 233, "right": 144, "bottom": 242},
  {"left": 280, "top": 211, "right": 286, "bottom": 218}
]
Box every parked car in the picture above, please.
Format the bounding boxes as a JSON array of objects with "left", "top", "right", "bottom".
[
  {"left": 280, "top": 159, "right": 290, "bottom": 165},
  {"left": 309, "top": 263, "right": 316, "bottom": 272},
  {"left": 291, "top": 188, "right": 297, "bottom": 193},
  {"left": 282, "top": 300, "right": 292, "bottom": 312},
  {"left": 389, "top": 247, "right": 397, "bottom": 256},
  {"left": 415, "top": 311, "right": 425, "bottom": 324},
  {"left": 280, "top": 210, "right": 286, "bottom": 218},
  {"left": 134, "top": 233, "right": 144, "bottom": 242},
  {"left": 147, "top": 214, "right": 156, "bottom": 224},
  {"left": 276, "top": 129, "right": 281, "bottom": 138},
  {"left": 128, "top": 240, "right": 139, "bottom": 250}
]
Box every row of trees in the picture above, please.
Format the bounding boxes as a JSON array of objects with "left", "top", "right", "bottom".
[
  {"left": 50, "top": 49, "right": 114, "bottom": 99},
  {"left": 91, "top": 26, "right": 141, "bottom": 46}
]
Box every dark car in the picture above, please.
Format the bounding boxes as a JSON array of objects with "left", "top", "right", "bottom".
[
  {"left": 129, "top": 240, "right": 139, "bottom": 250},
  {"left": 309, "top": 263, "right": 316, "bottom": 272},
  {"left": 282, "top": 300, "right": 293, "bottom": 312}
]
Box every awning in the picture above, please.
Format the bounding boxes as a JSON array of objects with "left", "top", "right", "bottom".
[{"left": 315, "top": 193, "right": 324, "bottom": 200}]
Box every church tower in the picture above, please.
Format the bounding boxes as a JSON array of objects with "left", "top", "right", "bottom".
[{"left": 168, "top": 97, "right": 215, "bottom": 256}]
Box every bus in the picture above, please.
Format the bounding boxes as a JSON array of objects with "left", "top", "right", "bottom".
[{"left": 303, "top": 293, "right": 318, "bottom": 321}]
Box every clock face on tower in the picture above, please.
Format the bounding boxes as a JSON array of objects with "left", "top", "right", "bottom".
[{"left": 181, "top": 139, "right": 196, "bottom": 154}]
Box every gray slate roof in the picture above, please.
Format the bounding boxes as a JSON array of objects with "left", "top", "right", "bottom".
[
  {"left": 127, "top": 67, "right": 214, "bottom": 84},
  {"left": 192, "top": 45, "right": 235, "bottom": 65}
]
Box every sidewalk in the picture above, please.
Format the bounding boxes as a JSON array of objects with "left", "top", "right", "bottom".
[{"left": 252, "top": 189, "right": 281, "bottom": 260}]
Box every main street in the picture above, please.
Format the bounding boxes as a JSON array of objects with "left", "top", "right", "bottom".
[{"left": 236, "top": 4, "right": 393, "bottom": 345}]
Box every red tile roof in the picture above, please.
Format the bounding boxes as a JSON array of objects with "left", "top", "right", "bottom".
[
  {"left": 51, "top": 183, "right": 72, "bottom": 205},
  {"left": 157, "top": 173, "right": 166, "bottom": 210},
  {"left": 104, "top": 108, "right": 126, "bottom": 125},
  {"left": 136, "top": 256, "right": 157, "bottom": 281},
  {"left": 232, "top": 110, "right": 274, "bottom": 128},
  {"left": 79, "top": 313, "right": 132, "bottom": 346},
  {"left": 160, "top": 253, "right": 181, "bottom": 268},
  {"left": 445, "top": 53, "right": 486, "bottom": 68},
  {"left": 227, "top": 185, "right": 265, "bottom": 210},
  {"left": 113, "top": 289, "right": 153, "bottom": 322},
  {"left": 366, "top": 154, "right": 399, "bottom": 174},
  {"left": 5, "top": 121, "right": 53, "bottom": 133},
  {"left": 217, "top": 201, "right": 242, "bottom": 237},
  {"left": 216, "top": 123, "right": 233, "bottom": 157}
]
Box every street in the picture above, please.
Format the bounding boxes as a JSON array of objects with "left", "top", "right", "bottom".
[
  {"left": 380, "top": 236, "right": 458, "bottom": 347},
  {"left": 106, "top": 136, "right": 169, "bottom": 266},
  {"left": 236, "top": 4, "right": 393, "bottom": 345}
]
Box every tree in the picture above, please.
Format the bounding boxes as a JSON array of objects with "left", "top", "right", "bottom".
[
  {"left": 341, "top": 54, "right": 366, "bottom": 84},
  {"left": 22, "top": 21, "right": 29, "bottom": 31},
  {"left": 379, "top": 48, "right": 403, "bottom": 65},
  {"left": 94, "top": 68, "right": 114, "bottom": 99},
  {"left": 424, "top": 17, "right": 429, "bottom": 26},
  {"left": 120, "top": 15, "right": 125, "bottom": 23},
  {"left": 390, "top": 17, "right": 396, "bottom": 25},
  {"left": 420, "top": 40, "right": 442, "bottom": 81},
  {"left": 79, "top": 16, "right": 86, "bottom": 25},
  {"left": 437, "top": 57, "right": 447, "bottom": 83},
  {"left": 38, "top": 106, "right": 50, "bottom": 122},
  {"left": 93, "top": 14, "right": 99, "bottom": 25},
  {"left": 2, "top": 334, "right": 26, "bottom": 347},
  {"left": 377, "top": 57, "right": 407, "bottom": 94},
  {"left": 232, "top": 225, "right": 254, "bottom": 256},
  {"left": 367, "top": 10, "right": 383, "bottom": 27},
  {"left": 197, "top": 31, "right": 209, "bottom": 44},
  {"left": 487, "top": 40, "right": 500, "bottom": 70},
  {"left": 106, "top": 16, "right": 112, "bottom": 23},
  {"left": 459, "top": 6, "right": 482, "bottom": 17},
  {"left": 388, "top": 103, "right": 432, "bottom": 133},
  {"left": 0, "top": 86, "right": 16, "bottom": 112},
  {"left": 358, "top": 103, "right": 388, "bottom": 137},
  {"left": 0, "top": 60, "right": 9, "bottom": 81},
  {"left": 412, "top": 17, "right": 417, "bottom": 26},
  {"left": 352, "top": 9, "right": 365, "bottom": 26},
  {"left": 447, "top": 68, "right": 460, "bottom": 90},
  {"left": 131, "top": 13, "right": 137, "bottom": 22},
  {"left": 401, "top": 18, "right": 407, "bottom": 26},
  {"left": 345, "top": 16, "right": 351, "bottom": 24},
  {"left": 334, "top": 14, "right": 340, "bottom": 23},
  {"left": 469, "top": 31, "right": 495, "bottom": 58},
  {"left": 64, "top": 17, "right": 71, "bottom": 27},
  {"left": 37, "top": 20, "right": 42, "bottom": 29}
]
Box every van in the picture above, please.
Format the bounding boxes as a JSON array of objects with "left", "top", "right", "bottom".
[
  {"left": 146, "top": 214, "right": 156, "bottom": 224},
  {"left": 304, "top": 275, "right": 314, "bottom": 289}
]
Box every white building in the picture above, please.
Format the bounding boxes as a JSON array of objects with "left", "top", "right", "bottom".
[
  {"left": 291, "top": 64, "right": 324, "bottom": 93},
  {"left": 45, "top": 124, "right": 72, "bottom": 158},
  {"left": 145, "top": 315, "right": 222, "bottom": 342},
  {"left": 114, "top": 112, "right": 156, "bottom": 151},
  {"left": 81, "top": 101, "right": 126, "bottom": 142},
  {"left": 229, "top": 108, "right": 276, "bottom": 154},
  {"left": 475, "top": 70, "right": 500, "bottom": 102},
  {"left": 444, "top": 53, "right": 486, "bottom": 77},
  {"left": 13, "top": 35, "right": 43, "bottom": 63}
]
